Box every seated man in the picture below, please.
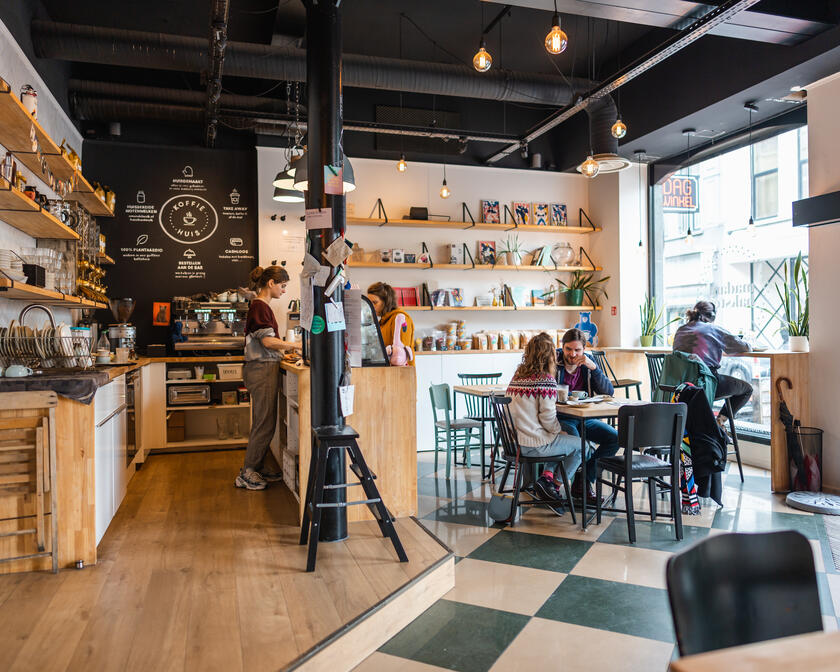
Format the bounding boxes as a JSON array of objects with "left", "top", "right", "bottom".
[{"left": 555, "top": 328, "right": 619, "bottom": 502}]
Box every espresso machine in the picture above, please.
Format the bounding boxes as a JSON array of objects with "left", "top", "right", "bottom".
[
  {"left": 108, "top": 298, "right": 137, "bottom": 353},
  {"left": 171, "top": 296, "right": 247, "bottom": 353}
]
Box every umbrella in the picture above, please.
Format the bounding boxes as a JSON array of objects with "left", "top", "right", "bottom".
[{"left": 777, "top": 377, "right": 807, "bottom": 491}]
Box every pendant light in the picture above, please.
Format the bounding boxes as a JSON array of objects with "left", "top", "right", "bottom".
[
  {"left": 611, "top": 119, "right": 627, "bottom": 139},
  {"left": 396, "top": 18, "right": 408, "bottom": 173},
  {"left": 580, "top": 155, "right": 600, "bottom": 178},
  {"left": 397, "top": 154, "right": 407, "bottom": 173},
  {"left": 439, "top": 164, "right": 451, "bottom": 199},
  {"left": 683, "top": 129, "right": 695, "bottom": 246},
  {"left": 473, "top": 38, "right": 492, "bottom": 72},
  {"left": 635, "top": 150, "right": 645, "bottom": 247},
  {"left": 545, "top": 1, "right": 567, "bottom": 54},
  {"left": 293, "top": 153, "right": 356, "bottom": 193},
  {"left": 745, "top": 102, "right": 758, "bottom": 231},
  {"left": 610, "top": 23, "right": 627, "bottom": 139},
  {"left": 273, "top": 186, "right": 304, "bottom": 203}
]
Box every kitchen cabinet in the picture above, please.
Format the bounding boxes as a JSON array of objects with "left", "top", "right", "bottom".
[{"left": 94, "top": 376, "right": 127, "bottom": 546}]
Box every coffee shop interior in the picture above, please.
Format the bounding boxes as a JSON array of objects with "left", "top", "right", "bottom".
[{"left": 2, "top": 0, "right": 840, "bottom": 670}]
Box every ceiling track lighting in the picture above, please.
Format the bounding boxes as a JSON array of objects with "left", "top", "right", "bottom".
[
  {"left": 397, "top": 153, "right": 407, "bottom": 173},
  {"left": 473, "top": 37, "right": 492, "bottom": 72},
  {"left": 745, "top": 102, "right": 758, "bottom": 231},
  {"left": 439, "top": 164, "right": 451, "bottom": 199},
  {"left": 545, "top": 1, "right": 567, "bottom": 55}
]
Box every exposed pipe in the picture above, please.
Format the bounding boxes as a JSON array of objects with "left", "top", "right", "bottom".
[
  {"left": 586, "top": 96, "right": 618, "bottom": 156},
  {"left": 32, "top": 20, "right": 589, "bottom": 106},
  {"left": 204, "top": 0, "right": 230, "bottom": 147},
  {"left": 485, "top": 0, "right": 763, "bottom": 163}
]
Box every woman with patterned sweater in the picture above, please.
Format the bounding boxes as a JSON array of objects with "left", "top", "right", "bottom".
[{"left": 506, "top": 332, "right": 581, "bottom": 514}]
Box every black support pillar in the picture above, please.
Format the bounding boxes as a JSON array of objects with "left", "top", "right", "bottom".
[{"left": 305, "top": 0, "right": 347, "bottom": 542}]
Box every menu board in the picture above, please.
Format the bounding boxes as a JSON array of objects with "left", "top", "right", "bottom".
[{"left": 84, "top": 141, "right": 258, "bottom": 347}]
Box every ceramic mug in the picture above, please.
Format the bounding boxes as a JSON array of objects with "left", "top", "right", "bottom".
[
  {"left": 569, "top": 390, "right": 588, "bottom": 400},
  {"left": 114, "top": 347, "right": 130, "bottom": 364},
  {"left": 6, "top": 365, "right": 33, "bottom": 377}
]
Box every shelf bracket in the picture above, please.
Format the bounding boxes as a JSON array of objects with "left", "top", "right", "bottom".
[
  {"left": 421, "top": 242, "right": 433, "bottom": 269},
  {"left": 578, "top": 246, "right": 597, "bottom": 270},
  {"left": 579, "top": 208, "right": 597, "bottom": 231},
  {"left": 503, "top": 204, "right": 518, "bottom": 231},
  {"left": 503, "top": 284, "right": 517, "bottom": 310},
  {"left": 421, "top": 282, "right": 433, "bottom": 310},
  {"left": 462, "top": 243, "right": 475, "bottom": 268},
  {"left": 367, "top": 198, "right": 389, "bottom": 224},
  {"left": 461, "top": 202, "right": 476, "bottom": 228}
]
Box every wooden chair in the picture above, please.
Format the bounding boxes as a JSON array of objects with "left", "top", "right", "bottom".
[
  {"left": 590, "top": 350, "right": 642, "bottom": 399},
  {"left": 0, "top": 391, "right": 59, "bottom": 573},
  {"left": 430, "top": 383, "right": 482, "bottom": 479}
]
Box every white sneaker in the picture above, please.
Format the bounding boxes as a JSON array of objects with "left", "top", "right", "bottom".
[{"left": 235, "top": 468, "right": 266, "bottom": 490}]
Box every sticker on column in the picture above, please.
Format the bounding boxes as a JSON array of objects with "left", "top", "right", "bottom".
[
  {"left": 324, "top": 165, "right": 343, "bottom": 195},
  {"left": 305, "top": 207, "right": 332, "bottom": 230},
  {"left": 339, "top": 385, "right": 355, "bottom": 417},
  {"left": 325, "top": 300, "right": 346, "bottom": 332},
  {"left": 311, "top": 315, "right": 325, "bottom": 334}
]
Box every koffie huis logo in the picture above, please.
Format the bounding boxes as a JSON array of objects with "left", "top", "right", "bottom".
[{"left": 158, "top": 194, "right": 219, "bottom": 244}]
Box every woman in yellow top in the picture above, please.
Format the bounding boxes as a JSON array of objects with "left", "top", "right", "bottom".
[{"left": 366, "top": 282, "right": 415, "bottom": 366}]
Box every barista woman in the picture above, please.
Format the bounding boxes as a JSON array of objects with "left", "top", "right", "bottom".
[
  {"left": 235, "top": 265, "right": 300, "bottom": 491},
  {"left": 366, "top": 282, "right": 415, "bottom": 366}
]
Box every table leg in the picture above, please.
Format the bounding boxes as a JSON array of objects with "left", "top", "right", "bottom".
[{"left": 580, "top": 420, "right": 588, "bottom": 531}]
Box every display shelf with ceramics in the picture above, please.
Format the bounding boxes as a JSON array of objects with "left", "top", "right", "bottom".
[
  {"left": 348, "top": 216, "right": 599, "bottom": 233},
  {"left": 0, "top": 177, "right": 80, "bottom": 240},
  {"left": 0, "top": 277, "right": 106, "bottom": 309}
]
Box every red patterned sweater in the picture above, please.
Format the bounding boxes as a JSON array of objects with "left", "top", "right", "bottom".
[{"left": 506, "top": 373, "right": 564, "bottom": 447}]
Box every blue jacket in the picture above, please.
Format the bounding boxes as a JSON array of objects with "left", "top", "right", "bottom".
[{"left": 555, "top": 349, "right": 615, "bottom": 397}]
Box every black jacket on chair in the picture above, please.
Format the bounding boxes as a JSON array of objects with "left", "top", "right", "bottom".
[{"left": 674, "top": 384, "right": 727, "bottom": 479}]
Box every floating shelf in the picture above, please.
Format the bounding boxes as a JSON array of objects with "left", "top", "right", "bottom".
[
  {"left": 0, "top": 278, "right": 107, "bottom": 309},
  {"left": 415, "top": 349, "right": 526, "bottom": 356},
  {"left": 0, "top": 85, "right": 113, "bottom": 218},
  {"left": 97, "top": 252, "right": 115, "bottom": 265},
  {"left": 347, "top": 260, "right": 600, "bottom": 272},
  {"left": 347, "top": 216, "right": 600, "bottom": 234},
  {"left": 402, "top": 305, "right": 601, "bottom": 312},
  {"left": 0, "top": 178, "right": 79, "bottom": 240}
]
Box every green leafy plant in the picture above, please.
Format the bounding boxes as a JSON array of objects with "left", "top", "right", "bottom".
[
  {"left": 767, "top": 252, "right": 809, "bottom": 337},
  {"left": 639, "top": 295, "right": 679, "bottom": 337},
  {"left": 557, "top": 270, "right": 610, "bottom": 306},
  {"left": 497, "top": 234, "right": 525, "bottom": 265}
]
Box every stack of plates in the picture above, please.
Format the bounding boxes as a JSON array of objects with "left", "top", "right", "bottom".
[
  {"left": 0, "top": 321, "right": 92, "bottom": 369},
  {"left": 0, "top": 249, "right": 26, "bottom": 283}
]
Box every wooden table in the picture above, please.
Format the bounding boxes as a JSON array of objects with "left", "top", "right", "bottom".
[
  {"left": 669, "top": 630, "right": 840, "bottom": 671},
  {"left": 452, "top": 384, "right": 507, "bottom": 479}
]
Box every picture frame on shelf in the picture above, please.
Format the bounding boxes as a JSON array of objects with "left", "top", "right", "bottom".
[
  {"left": 481, "top": 199, "right": 500, "bottom": 224},
  {"left": 512, "top": 201, "right": 530, "bottom": 227},
  {"left": 418, "top": 252, "right": 431, "bottom": 264},
  {"left": 532, "top": 202, "right": 549, "bottom": 226},
  {"left": 477, "top": 240, "right": 496, "bottom": 265},
  {"left": 404, "top": 252, "right": 416, "bottom": 263},
  {"left": 550, "top": 203, "right": 568, "bottom": 227},
  {"left": 391, "top": 249, "right": 404, "bottom": 263},
  {"left": 475, "top": 295, "right": 493, "bottom": 307},
  {"left": 393, "top": 286, "right": 418, "bottom": 306}
]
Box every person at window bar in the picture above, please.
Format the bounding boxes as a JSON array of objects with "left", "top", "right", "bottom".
[{"left": 672, "top": 300, "right": 752, "bottom": 430}]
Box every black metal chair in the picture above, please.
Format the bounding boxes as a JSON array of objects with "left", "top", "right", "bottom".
[
  {"left": 595, "top": 402, "right": 686, "bottom": 543},
  {"left": 666, "top": 530, "right": 823, "bottom": 657},
  {"left": 590, "top": 350, "right": 642, "bottom": 400},
  {"left": 490, "top": 394, "right": 576, "bottom": 524},
  {"left": 456, "top": 372, "right": 503, "bottom": 478},
  {"left": 645, "top": 352, "right": 665, "bottom": 401}
]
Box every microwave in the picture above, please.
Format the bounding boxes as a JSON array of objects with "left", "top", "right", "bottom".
[{"left": 167, "top": 384, "right": 211, "bottom": 406}]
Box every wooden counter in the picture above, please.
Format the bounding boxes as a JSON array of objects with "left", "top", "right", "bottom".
[
  {"left": 600, "top": 347, "right": 808, "bottom": 491},
  {"left": 280, "top": 363, "right": 417, "bottom": 523}
]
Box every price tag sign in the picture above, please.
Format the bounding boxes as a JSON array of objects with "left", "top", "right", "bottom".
[{"left": 305, "top": 207, "right": 332, "bottom": 230}]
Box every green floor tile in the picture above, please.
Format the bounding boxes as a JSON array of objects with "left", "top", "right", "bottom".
[
  {"left": 468, "top": 529, "right": 591, "bottom": 573},
  {"left": 722, "top": 473, "right": 771, "bottom": 494},
  {"left": 711, "top": 509, "right": 821, "bottom": 539},
  {"left": 597, "top": 517, "right": 711, "bottom": 551},
  {"left": 536, "top": 574, "right": 674, "bottom": 642},
  {"left": 379, "top": 599, "right": 529, "bottom": 672},
  {"left": 817, "top": 572, "right": 835, "bottom": 617}
]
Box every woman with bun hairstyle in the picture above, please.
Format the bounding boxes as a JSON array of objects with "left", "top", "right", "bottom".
[
  {"left": 366, "top": 282, "right": 415, "bottom": 366},
  {"left": 236, "top": 265, "right": 300, "bottom": 491}
]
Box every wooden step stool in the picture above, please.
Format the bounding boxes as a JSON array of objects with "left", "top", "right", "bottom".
[{"left": 0, "top": 391, "right": 59, "bottom": 573}]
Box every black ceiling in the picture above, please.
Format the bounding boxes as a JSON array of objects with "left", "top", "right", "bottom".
[{"left": 7, "top": 0, "right": 840, "bottom": 171}]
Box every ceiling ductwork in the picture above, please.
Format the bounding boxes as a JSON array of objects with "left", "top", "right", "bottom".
[
  {"left": 32, "top": 20, "right": 590, "bottom": 106},
  {"left": 576, "top": 96, "right": 631, "bottom": 174}
]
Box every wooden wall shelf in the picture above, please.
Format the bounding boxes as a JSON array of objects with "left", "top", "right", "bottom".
[
  {"left": 348, "top": 216, "right": 600, "bottom": 234},
  {"left": 97, "top": 252, "right": 115, "bottom": 265},
  {"left": 402, "top": 305, "right": 601, "bottom": 312},
  {"left": 66, "top": 173, "right": 115, "bottom": 217},
  {"left": 348, "top": 260, "right": 600, "bottom": 272},
  {"left": 0, "top": 178, "right": 79, "bottom": 240},
  {"left": 415, "top": 349, "right": 526, "bottom": 356},
  {"left": 0, "top": 278, "right": 106, "bottom": 309}
]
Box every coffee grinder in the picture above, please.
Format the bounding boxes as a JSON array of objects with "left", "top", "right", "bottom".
[{"left": 108, "top": 298, "right": 137, "bottom": 354}]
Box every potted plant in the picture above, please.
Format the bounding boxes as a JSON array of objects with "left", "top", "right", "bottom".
[
  {"left": 557, "top": 271, "right": 610, "bottom": 307},
  {"left": 497, "top": 233, "right": 525, "bottom": 266},
  {"left": 639, "top": 295, "right": 679, "bottom": 347},
  {"left": 768, "top": 252, "right": 809, "bottom": 352}
]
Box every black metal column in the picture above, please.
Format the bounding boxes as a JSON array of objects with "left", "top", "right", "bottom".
[{"left": 305, "top": 0, "right": 347, "bottom": 542}]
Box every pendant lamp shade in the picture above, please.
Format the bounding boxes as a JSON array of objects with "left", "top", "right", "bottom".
[
  {"left": 293, "top": 153, "right": 356, "bottom": 193},
  {"left": 273, "top": 186, "right": 304, "bottom": 203},
  {"left": 272, "top": 170, "right": 295, "bottom": 189}
]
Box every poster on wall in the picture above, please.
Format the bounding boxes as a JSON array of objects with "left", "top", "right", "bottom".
[{"left": 84, "top": 141, "right": 258, "bottom": 347}]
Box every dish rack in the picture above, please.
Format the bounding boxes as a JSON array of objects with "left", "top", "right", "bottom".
[{"left": 1, "top": 303, "right": 94, "bottom": 370}]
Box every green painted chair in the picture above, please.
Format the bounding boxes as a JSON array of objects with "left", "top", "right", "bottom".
[{"left": 430, "top": 383, "right": 482, "bottom": 479}]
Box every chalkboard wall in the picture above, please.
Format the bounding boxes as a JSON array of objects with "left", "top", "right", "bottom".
[{"left": 84, "top": 141, "right": 259, "bottom": 349}]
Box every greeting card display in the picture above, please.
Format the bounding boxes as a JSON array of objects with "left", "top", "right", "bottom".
[
  {"left": 550, "top": 203, "right": 568, "bottom": 227},
  {"left": 533, "top": 203, "right": 549, "bottom": 226},
  {"left": 512, "top": 202, "right": 530, "bottom": 227},
  {"left": 477, "top": 240, "right": 496, "bottom": 265},
  {"left": 481, "top": 200, "right": 500, "bottom": 224}
]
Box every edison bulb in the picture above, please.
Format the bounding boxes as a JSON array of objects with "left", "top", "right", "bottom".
[
  {"left": 685, "top": 229, "right": 694, "bottom": 247},
  {"left": 580, "top": 155, "right": 600, "bottom": 178},
  {"left": 545, "top": 24, "right": 568, "bottom": 54},
  {"left": 611, "top": 119, "right": 627, "bottom": 139},
  {"left": 440, "top": 181, "right": 451, "bottom": 199},
  {"left": 473, "top": 46, "right": 492, "bottom": 72},
  {"left": 397, "top": 154, "right": 407, "bottom": 173}
]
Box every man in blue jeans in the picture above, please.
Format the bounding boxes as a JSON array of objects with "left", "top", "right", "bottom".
[{"left": 555, "top": 328, "right": 619, "bottom": 502}]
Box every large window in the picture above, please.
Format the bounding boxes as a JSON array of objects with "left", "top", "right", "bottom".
[{"left": 651, "top": 126, "right": 809, "bottom": 436}]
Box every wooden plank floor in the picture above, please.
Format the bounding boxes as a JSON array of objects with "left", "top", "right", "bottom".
[{"left": 0, "top": 450, "right": 449, "bottom": 672}]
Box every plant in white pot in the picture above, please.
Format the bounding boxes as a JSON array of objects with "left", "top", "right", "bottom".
[
  {"left": 497, "top": 233, "right": 525, "bottom": 266},
  {"left": 767, "top": 252, "right": 809, "bottom": 352},
  {"left": 639, "top": 295, "right": 678, "bottom": 347}
]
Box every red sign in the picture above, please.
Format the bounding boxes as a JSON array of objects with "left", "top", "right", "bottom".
[{"left": 662, "top": 175, "right": 699, "bottom": 212}]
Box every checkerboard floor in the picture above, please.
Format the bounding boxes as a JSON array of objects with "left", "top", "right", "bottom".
[{"left": 354, "top": 452, "right": 840, "bottom": 672}]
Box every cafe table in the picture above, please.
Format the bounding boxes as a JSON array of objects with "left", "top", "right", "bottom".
[
  {"left": 452, "top": 384, "right": 507, "bottom": 479},
  {"left": 668, "top": 630, "right": 840, "bottom": 672}
]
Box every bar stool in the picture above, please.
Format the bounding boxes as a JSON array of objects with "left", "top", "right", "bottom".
[{"left": 590, "top": 350, "right": 642, "bottom": 399}]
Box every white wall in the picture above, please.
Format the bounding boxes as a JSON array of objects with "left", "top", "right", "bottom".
[
  {"left": 805, "top": 71, "right": 840, "bottom": 492},
  {"left": 0, "top": 18, "right": 83, "bottom": 327}
]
